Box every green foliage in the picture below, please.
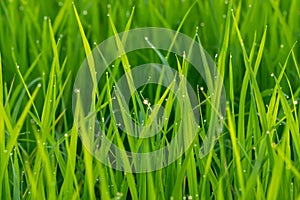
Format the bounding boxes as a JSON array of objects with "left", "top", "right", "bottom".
[{"left": 0, "top": 0, "right": 299, "bottom": 199}]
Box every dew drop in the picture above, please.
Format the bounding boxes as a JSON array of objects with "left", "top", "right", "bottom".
[
  {"left": 117, "top": 192, "right": 123, "bottom": 197},
  {"left": 83, "top": 10, "right": 88, "bottom": 15},
  {"left": 74, "top": 88, "right": 80, "bottom": 94},
  {"left": 126, "top": 11, "right": 130, "bottom": 18},
  {"left": 143, "top": 98, "right": 149, "bottom": 105}
]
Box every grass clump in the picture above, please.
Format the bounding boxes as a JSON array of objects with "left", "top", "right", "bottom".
[{"left": 0, "top": 0, "right": 300, "bottom": 199}]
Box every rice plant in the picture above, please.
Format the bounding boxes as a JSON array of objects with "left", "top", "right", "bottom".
[{"left": 0, "top": 0, "right": 299, "bottom": 199}]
